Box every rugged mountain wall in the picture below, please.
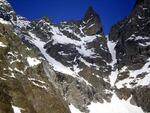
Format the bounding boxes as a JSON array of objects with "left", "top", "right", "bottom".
[
  {"left": 0, "top": 0, "right": 113, "bottom": 112},
  {"left": 109, "top": 0, "right": 150, "bottom": 69},
  {"left": 13, "top": 5, "right": 112, "bottom": 112},
  {"left": 109, "top": 0, "right": 150, "bottom": 112},
  {"left": 0, "top": 0, "right": 150, "bottom": 113}
]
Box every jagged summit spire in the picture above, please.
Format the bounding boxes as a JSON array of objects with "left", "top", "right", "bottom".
[
  {"left": 0, "top": 0, "right": 10, "bottom": 6},
  {"left": 0, "top": 0, "right": 6, "bottom": 3},
  {"left": 82, "top": 6, "right": 103, "bottom": 36},
  {"left": 134, "top": 0, "right": 150, "bottom": 6},
  {"left": 135, "top": 0, "right": 143, "bottom": 5},
  {"left": 129, "top": 0, "right": 150, "bottom": 18},
  {"left": 41, "top": 16, "right": 51, "bottom": 23},
  {"left": 133, "top": 0, "right": 150, "bottom": 9},
  {"left": 84, "top": 6, "right": 98, "bottom": 21}
]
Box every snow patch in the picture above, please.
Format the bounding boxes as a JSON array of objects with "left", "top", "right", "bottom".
[
  {"left": 12, "top": 105, "right": 24, "bottom": 113},
  {"left": 88, "top": 94, "right": 144, "bottom": 113},
  {"left": 50, "top": 26, "right": 98, "bottom": 57},
  {"left": 88, "top": 23, "right": 95, "bottom": 29},
  {"left": 107, "top": 37, "right": 118, "bottom": 86},
  {"left": 73, "top": 64, "right": 83, "bottom": 74},
  {"left": 28, "top": 78, "right": 48, "bottom": 90},
  {"left": 28, "top": 78, "right": 46, "bottom": 84},
  {"left": 69, "top": 104, "right": 83, "bottom": 113},
  {"left": 28, "top": 32, "right": 92, "bottom": 86},
  {"left": 138, "top": 15, "right": 144, "bottom": 19},
  {"left": 16, "top": 16, "right": 30, "bottom": 28},
  {"left": 107, "top": 38, "right": 117, "bottom": 67},
  {"left": 0, "top": 77, "right": 6, "bottom": 80},
  {"left": 0, "top": 42, "right": 7, "bottom": 47},
  {"left": 14, "top": 68, "right": 24, "bottom": 74},
  {"left": 116, "top": 58, "right": 150, "bottom": 89},
  {"left": 109, "top": 70, "right": 119, "bottom": 87},
  {"left": 31, "top": 81, "right": 48, "bottom": 90},
  {"left": 28, "top": 32, "right": 77, "bottom": 76},
  {"left": 135, "top": 36, "right": 149, "bottom": 41},
  {"left": 10, "top": 59, "right": 21, "bottom": 64},
  {"left": 79, "top": 57, "right": 99, "bottom": 68},
  {"left": 0, "top": 18, "right": 10, "bottom": 24},
  {"left": 27, "top": 57, "right": 41, "bottom": 67}
]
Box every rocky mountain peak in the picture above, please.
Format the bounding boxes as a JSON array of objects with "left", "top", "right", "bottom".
[
  {"left": 0, "top": 0, "right": 16, "bottom": 22},
  {"left": 109, "top": 0, "right": 150, "bottom": 42},
  {"left": 41, "top": 16, "right": 51, "bottom": 23},
  {"left": 84, "top": 6, "right": 97, "bottom": 20},
  {"left": 0, "top": 0, "right": 8, "bottom": 4},
  {"left": 131, "top": 0, "right": 150, "bottom": 16},
  {"left": 136, "top": 0, "right": 143, "bottom": 4},
  {"left": 134, "top": 0, "right": 150, "bottom": 7},
  {"left": 82, "top": 6, "right": 103, "bottom": 36}
]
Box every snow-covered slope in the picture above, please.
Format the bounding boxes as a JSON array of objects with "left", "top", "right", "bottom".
[{"left": 88, "top": 94, "right": 144, "bottom": 113}]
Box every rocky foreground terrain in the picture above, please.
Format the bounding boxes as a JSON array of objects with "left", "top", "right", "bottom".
[{"left": 0, "top": 0, "right": 149, "bottom": 113}]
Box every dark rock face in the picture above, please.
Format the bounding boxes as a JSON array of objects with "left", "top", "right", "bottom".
[
  {"left": 109, "top": 0, "right": 150, "bottom": 112},
  {"left": 116, "top": 87, "right": 150, "bottom": 112},
  {"left": 30, "top": 19, "right": 53, "bottom": 42},
  {"left": 133, "top": 86, "right": 150, "bottom": 111},
  {"left": 0, "top": 0, "right": 16, "bottom": 21},
  {"left": 82, "top": 6, "right": 103, "bottom": 36},
  {"left": 0, "top": 82, "right": 13, "bottom": 113},
  {"left": 109, "top": 0, "right": 150, "bottom": 70}
]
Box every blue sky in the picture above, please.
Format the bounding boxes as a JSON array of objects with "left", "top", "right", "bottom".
[{"left": 8, "top": 0, "right": 136, "bottom": 34}]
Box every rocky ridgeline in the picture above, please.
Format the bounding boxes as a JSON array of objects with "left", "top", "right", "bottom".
[{"left": 0, "top": 0, "right": 150, "bottom": 113}]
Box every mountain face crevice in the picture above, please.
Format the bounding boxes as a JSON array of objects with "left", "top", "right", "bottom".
[{"left": 0, "top": 0, "right": 150, "bottom": 113}]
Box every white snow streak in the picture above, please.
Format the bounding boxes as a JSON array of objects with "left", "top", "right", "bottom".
[
  {"left": 12, "top": 105, "right": 24, "bottom": 113},
  {"left": 107, "top": 37, "right": 118, "bottom": 86},
  {"left": 116, "top": 58, "right": 150, "bottom": 89},
  {"left": 28, "top": 32, "right": 92, "bottom": 86},
  {"left": 0, "top": 18, "right": 10, "bottom": 24},
  {"left": 51, "top": 26, "right": 97, "bottom": 57},
  {"left": 69, "top": 104, "right": 83, "bottom": 113},
  {"left": 0, "top": 42, "right": 7, "bottom": 47},
  {"left": 27, "top": 57, "right": 41, "bottom": 67},
  {"left": 28, "top": 32, "right": 78, "bottom": 77}
]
